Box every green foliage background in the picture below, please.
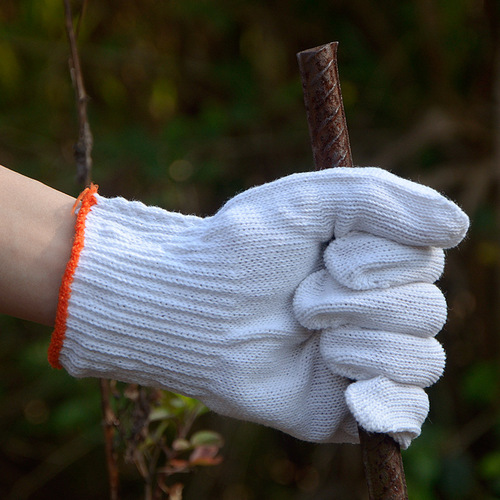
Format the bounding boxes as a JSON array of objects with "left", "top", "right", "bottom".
[{"left": 0, "top": 0, "right": 498, "bottom": 498}]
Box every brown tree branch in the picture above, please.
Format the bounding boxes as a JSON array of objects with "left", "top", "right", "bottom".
[
  {"left": 100, "top": 379, "right": 120, "bottom": 500},
  {"left": 74, "top": 0, "right": 89, "bottom": 39},
  {"left": 63, "top": 0, "right": 93, "bottom": 187},
  {"left": 63, "top": 2, "right": 119, "bottom": 499}
]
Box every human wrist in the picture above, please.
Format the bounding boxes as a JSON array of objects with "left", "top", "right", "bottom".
[{"left": 0, "top": 166, "right": 76, "bottom": 326}]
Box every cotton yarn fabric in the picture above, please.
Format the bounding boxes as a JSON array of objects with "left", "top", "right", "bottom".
[{"left": 52, "top": 167, "right": 469, "bottom": 447}]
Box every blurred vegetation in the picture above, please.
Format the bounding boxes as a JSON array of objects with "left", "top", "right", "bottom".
[{"left": 0, "top": 0, "right": 499, "bottom": 498}]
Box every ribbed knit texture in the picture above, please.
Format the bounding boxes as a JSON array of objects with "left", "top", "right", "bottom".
[{"left": 53, "top": 167, "right": 469, "bottom": 446}]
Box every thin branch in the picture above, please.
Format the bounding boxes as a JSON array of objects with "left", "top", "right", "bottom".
[
  {"left": 63, "top": 0, "right": 93, "bottom": 186},
  {"left": 63, "top": 1, "right": 118, "bottom": 498},
  {"left": 75, "top": 0, "right": 89, "bottom": 39},
  {"left": 100, "top": 379, "right": 121, "bottom": 500}
]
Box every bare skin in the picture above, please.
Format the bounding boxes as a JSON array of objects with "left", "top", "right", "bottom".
[{"left": 0, "top": 165, "right": 76, "bottom": 326}]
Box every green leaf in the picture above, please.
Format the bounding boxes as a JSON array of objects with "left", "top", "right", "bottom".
[
  {"left": 149, "top": 407, "right": 174, "bottom": 422},
  {"left": 190, "top": 430, "right": 224, "bottom": 448}
]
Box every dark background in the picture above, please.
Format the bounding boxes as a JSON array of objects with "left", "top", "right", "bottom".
[{"left": 0, "top": 1, "right": 498, "bottom": 498}]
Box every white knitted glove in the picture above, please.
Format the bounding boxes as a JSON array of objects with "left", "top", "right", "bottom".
[{"left": 50, "top": 167, "right": 468, "bottom": 446}]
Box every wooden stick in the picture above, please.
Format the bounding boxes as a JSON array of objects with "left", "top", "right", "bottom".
[
  {"left": 63, "top": 2, "right": 119, "bottom": 498},
  {"left": 297, "top": 41, "right": 408, "bottom": 500},
  {"left": 63, "top": 0, "right": 93, "bottom": 187},
  {"left": 99, "top": 379, "right": 120, "bottom": 500}
]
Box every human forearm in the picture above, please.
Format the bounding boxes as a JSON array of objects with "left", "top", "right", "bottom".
[{"left": 0, "top": 166, "right": 76, "bottom": 326}]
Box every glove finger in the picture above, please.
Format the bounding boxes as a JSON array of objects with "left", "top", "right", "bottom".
[
  {"left": 325, "top": 231, "right": 445, "bottom": 290},
  {"left": 293, "top": 270, "right": 447, "bottom": 336},
  {"left": 219, "top": 167, "right": 469, "bottom": 248},
  {"left": 321, "top": 326, "right": 445, "bottom": 387},
  {"left": 346, "top": 376, "right": 429, "bottom": 449}
]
